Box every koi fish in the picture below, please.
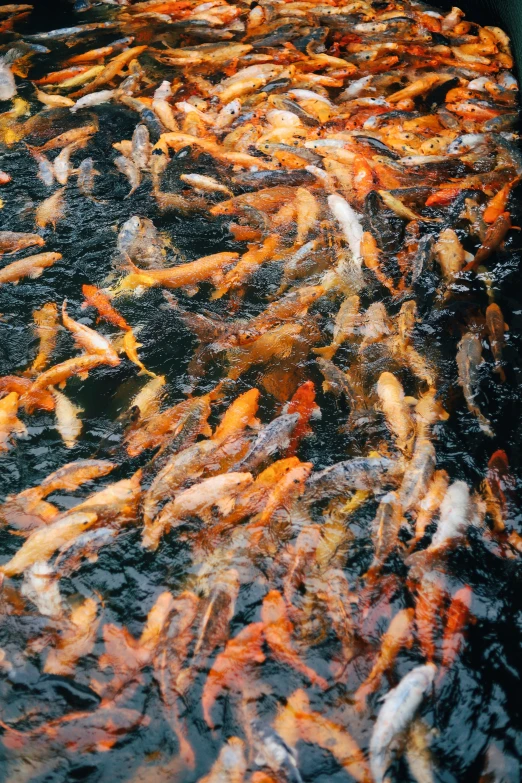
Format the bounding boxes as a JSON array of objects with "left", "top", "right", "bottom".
[
  {"left": 0, "top": 231, "right": 45, "bottom": 255},
  {"left": 52, "top": 388, "right": 83, "bottom": 448},
  {"left": 354, "top": 608, "right": 415, "bottom": 710},
  {"left": 485, "top": 303, "right": 508, "bottom": 381},
  {"left": 0, "top": 392, "right": 26, "bottom": 451},
  {"left": 62, "top": 300, "right": 120, "bottom": 365},
  {"left": 81, "top": 285, "right": 131, "bottom": 331},
  {"left": 44, "top": 597, "right": 99, "bottom": 676},
  {"left": 370, "top": 664, "right": 437, "bottom": 783},
  {"left": 202, "top": 622, "right": 265, "bottom": 728},
  {"left": 275, "top": 690, "right": 371, "bottom": 783},
  {"left": 261, "top": 590, "right": 328, "bottom": 689},
  {"left": 30, "top": 302, "right": 59, "bottom": 375},
  {"left": 113, "top": 252, "right": 239, "bottom": 294},
  {"left": 376, "top": 371, "right": 415, "bottom": 455},
  {"left": 0, "top": 251, "right": 61, "bottom": 285},
  {"left": 142, "top": 472, "right": 253, "bottom": 550},
  {"left": 456, "top": 332, "right": 494, "bottom": 436}
]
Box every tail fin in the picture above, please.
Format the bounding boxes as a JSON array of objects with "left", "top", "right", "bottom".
[{"left": 313, "top": 344, "right": 337, "bottom": 361}]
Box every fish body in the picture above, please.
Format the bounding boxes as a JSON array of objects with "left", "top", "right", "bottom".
[
  {"left": 143, "top": 472, "right": 253, "bottom": 549},
  {"left": 430, "top": 481, "right": 471, "bottom": 552},
  {"left": 412, "top": 469, "right": 449, "bottom": 546},
  {"left": 406, "top": 720, "right": 436, "bottom": 783},
  {"left": 376, "top": 372, "right": 415, "bottom": 454},
  {"left": 328, "top": 194, "right": 364, "bottom": 267},
  {"left": 434, "top": 229, "right": 466, "bottom": 280},
  {"left": 1, "top": 459, "right": 114, "bottom": 532},
  {"left": 37, "top": 125, "right": 97, "bottom": 152},
  {"left": 129, "top": 375, "right": 166, "bottom": 420},
  {"left": 114, "top": 154, "right": 141, "bottom": 196},
  {"left": 0, "top": 59, "right": 16, "bottom": 101},
  {"left": 115, "top": 252, "right": 239, "bottom": 293},
  {"left": 227, "top": 323, "right": 303, "bottom": 381},
  {"left": 456, "top": 332, "right": 493, "bottom": 436},
  {"left": 29, "top": 355, "right": 110, "bottom": 395},
  {"left": 21, "top": 561, "right": 63, "bottom": 618},
  {"left": 41, "top": 459, "right": 114, "bottom": 494},
  {"left": 35, "top": 189, "right": 65, "bottom": 229},
  {"left": 306, "top": 457, "right": 401, "bottom": 500},
  {"left": 131, "top": 124, "right": 151, "bottom": 171},
  {"left": 44, "top": 597, "right": 99, "bottom": 675},
  {"left": 370, "top": 664, "right": 437, "bottom": 783},
  {"left": 314, "top": 295, "right": 360, "bottom": 360},
  {"left": 366, "top": 491, "right": 404, "bottom": 580},
  {"left": 122, "top": 330, "right": 155, "bottom": 377},
  {"left": 53, "top": 140, "right": 85, "bottom": 185},
  {"left": 77, "top": 157, "right": 99, "bottom": 197},
  {"left": 0, "top": 511, "right": 98, "bottom": 576},
  {"left": 202, "top": 622, "right": 265, "bottom": 729},
  {"left": 30, "top": 302, "right": 59, "bottom": 374},
  {"left": 216, "top": 458, "right": 302, "bottom": 532},
  {"left": 52, "top": 388, "right": 83, "bottom": 448},
  {"left": 284, "top": 381, "right": 319, "bottom": 456},
  {"left": 62, "top": 300, "right": 120, "bottom": 365},
  {"left": 235, "top": 413, "right": 299, "bottom": 471},
  {"left": 415, "top": 571, "right": 447, "bottom": 662},
  {"left": 251, "top": 721, "right": 303, "bottom": 783},
  {"left": 0, "top": 231, "right": 45, "bottom": 256},
  {"left": 441, "top": 585, "right": 473, "bottom": 668},
  {"left": 261, "top": 590, "right": 328, "bottom": 689},
  {"left": 0, "top": 375, "right": 54, "bottom": 412},
  {"left": 0, "top": 251, "right": 61, "bottom": 285},
  {"left": 414, "top": 389, "right": 449, "bottom": 440},
  {"left": 212, "top": 235, "right": 278, "bottom": 299},
  {"left": 142, "top": 439, "right": 219, "bottom": 527},
  {"left": 275, "top": 690, "right": 371, "bottom": 783},
  {"left": 398, "top": 439, "right": 436, "bottom": 512},
  {"left": 354, "top": 608, "right": 415, "bottom": 710},
  {"left": 213, "top": 388, "right": 260, "bottom": 444},
  {"left": 125, "top": 393, "right": 212, "bottom": 458},
  {"left": 0, "top": 392, "right": 25, "bottom": 451},
  {"left": 181, "top": 173, "right": 232, "bottom": 196},
  {"left": 256, "top": 462, "right": 312, "bottom": 527},
  {"left": 81, "top": 285, "right": 130, "bottom": 331},
  {"left": 360, "top": 302, "right": 392, "bottom": 349},
  {"left": 485, "top": 303, "right": 508, "bottom": 381},
  {"left": 199, "top": 737, "right": 247, "bottom": 783}
]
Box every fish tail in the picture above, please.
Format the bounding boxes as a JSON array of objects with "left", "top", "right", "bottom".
[
  {"left": 477, "top": 411, "right": 494, "bottom": 437},
  {"left": 138, "top": 366, "right": 157, "bottom": 378},
  {"left": 313, "top": 344, "right": 337, "bottom": 360},
  {"left": 210, "top": 285, "right": 227, "bottom": 300}
]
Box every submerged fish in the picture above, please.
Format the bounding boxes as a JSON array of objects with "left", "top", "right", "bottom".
[
  {"left": 456, "top": 332, "right": 494, "bottom": 436},
  {"left": 370, "top": 664, "right": 437, "bottom": 783}
]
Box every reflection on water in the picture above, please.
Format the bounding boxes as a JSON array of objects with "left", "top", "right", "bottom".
[{"left": 0, "top": 1, "right": 521, "bottom": 781}]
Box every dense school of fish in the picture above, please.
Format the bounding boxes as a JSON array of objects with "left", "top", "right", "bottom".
[{"left": 0, "top": 0, "right": 520, "bottom": 780}]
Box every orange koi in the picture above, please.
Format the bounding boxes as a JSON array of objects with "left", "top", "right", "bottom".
[
  {"left": 202, "top": 622, "right": 265, "bottom": 728},
  {"left": 441, "top": 585, "right": 473, "bottom": 669},
  {"left": 81, "top": 285, "right": 131, "bottom": 331},
  {"left": 261, "top": 590, "right": 328, "bottom": 689},
  {"left": 354, "top": 608, "right": 414, "bottom": 711},
  {"left": 415, "top": 571, "right": 448, "bottom": 663},
  {"left": 285, "top": 381, "right": 318, "bottom": 456},
  {"left": 275, "top": 690, "right": 371, "bottom": 783}
]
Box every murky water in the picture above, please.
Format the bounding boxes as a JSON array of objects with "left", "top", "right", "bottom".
[{"left": 0, "top": 2, "right": 521, "bottom": 782}]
